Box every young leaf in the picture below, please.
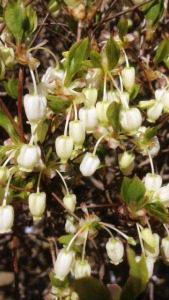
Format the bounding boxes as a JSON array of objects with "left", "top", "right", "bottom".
[
  {"left": 4, "top": 0, "right": 27, "bottom": 43},
  {"left": 72, "top": 277, "right": 112, "bottom": 300},
  {"left": 4, "top": 79, "right": 18, "bottom": 99},
  {"left": 117, "top": 17, "right": 128, "bottom": 39},
  {"left": 144, "top": 0, "right": 164, "bottom": 26},
  {"left": 64, "top": 38, "right": 89, "bottom": 86},
  {"left": 145, "top": 202, "right": 169, "bottom": 223},
  {"left": 47, "top": 95, "right": 71, "bottom": 113},
  {"left": 58, "top": 234, "right": 74, "bottom": 245},
  {"left": 154, "top": 39, "right": 169, "bottom": 64},
  {"left": 143, "top": 127, "right": 157, "bottom": 144},
  {"left": 90, "top": 50, "right": 102, "bottom": 68},
  {"left": 121, "top": 248, "right": 149, "bottom": 300},
  {"left": 121, "top": 176, "right": 146, "bottom": 207},
  {"left": 130, "top": 84, "right": 140, "bottom": 100},
  {"left": 104, "top": 38, "right": 120, "bottom": 70},
  {"left": 107, "top": 102, "right": 121, "bottom": 132},
  {"left": 0, "top": 110, "right": 19, "bottom": 142}
]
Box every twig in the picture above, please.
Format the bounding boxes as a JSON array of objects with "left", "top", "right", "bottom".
[
  {"left": 92, "top": 0, "right": 153, "bottom": 34},
  {"left": 17, "top": 67, "right": 25, "bottom": 141}
]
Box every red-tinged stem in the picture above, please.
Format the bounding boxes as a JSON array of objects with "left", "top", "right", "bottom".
[{"left": 17, "top": 67, "right": 25, "bottom": 141}]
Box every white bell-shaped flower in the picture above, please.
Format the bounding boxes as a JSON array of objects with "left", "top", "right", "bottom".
[
  {"left": 24, "top": 94, "right": 47, "bottom": 123},
  {"left": 54, "top": 249, "right": 75, "bottom": 281},
  {"left": 28, "top": 192, "right": 46, "bottom": 221},
  {"left": 83, "top": 87, "right": 98, "bottom": 108},
  {"left": 17, "top": 144, "right": 41, "bottom": 172},
  {"left": 106, "top": 237, "right": 124, "bottom": 265},
  {"left": 72, "top": 259, "right": 91, "bottom": 279},
  {"left": 55, "top": 135, "right": 73, "bottom": 163},
  {"left": 118, "top": 151, "right": 135, "bottom": 175},
  {"left": 155, "top": 88, "right": 169, "bottom": 113},
  {"left": 65, "top": 216, "right": 77, "bottom": 234},
  {"left": 69, "top": 120, "right": 85, "bottom": 149},
  {"left": 63, "top": 193, "right": 77, "bottom": 213},
  {"left": 80, "top": 152, "right": 100, "bottom": 177},
  {"left": 147, "top": 102, "right": 163, "bottom": 123},
  {"left": 42, "top": 67, "right": 64, "bottom": 93},
  {"left": 0, "top": 166, "right": 10, "bottom": 184},
  {"left": 156, "top": 184, "right": 169, "bottom": 207},
  {"left": 96, "top": 101, "right": 109, "bottom": 125},
  {"left": 79, "top": 106, "right": 98, "bottom": 132},
  {"left": 0, "top": 205, "right": 14, "bottom": 234},
  {"left": 120, "top": 108, "right": 142, "bottom": 134},
  {"left": 144, "top": 173, "right": 162, "bottom": 192},
  {"left": 161, "top": 236, "right": 169, "bottom": 263},
  {"left": 121, "top": 66, "right": 135, "bottom": 92}
]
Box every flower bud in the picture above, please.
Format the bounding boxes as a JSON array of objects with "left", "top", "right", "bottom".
[
  {"left": 135, "top": 256, "right": 155, "bottom": 279},
  {"left": 106, "top": 237, "right": 124, "bottom": 265},
  {"left": 121, "top": 67, "right": 135, "bottom": 92},
  {"left": 54, "top": 249, "right": 75, "bottom": 281},
  {"left": 83, "top": 87, "right": 98, "bottom": 108},
  {"left": 28, "top": 192, "right": 46, "bottom": 221},
  {"left": 55, "top": 135, "right": 73, "bottom": 163},
  {"left": 147, "top": 102, "right": 163, "bottom": 123},
  {"left": 69, "top": 120, "right": 85, "bottom": 149},
  {"left": 72, "top": 259, "right": 91, "bottom": 279},
  {"left": 118, "top": 151, "right": 135, "bottom": 175},
  {"left": 24, "top": 94, "right": 47, "bottom": 123},
  {"left": 79, "top": 106, "right": 98, "bottom": 132},
  {"left": 144, "top": 233, "right": 160, "bottom": 259},
  {"left": 0, "top": 205, "right": 14, "bottom": 233},
  {"left": 144, "top": 173, "right": 162, "bottom": 192},
  {"left": 80, "top": 152, "right": 100, "bottom": 177},
  {"left": 17, "top": 144, "right": 41, "bottom": 172},
  {"left": 65, "top": 216, "right": 77, "bottom": 234},
  {"left": 0, "top": 166, "right": 10, "bottom": 184},
  {"left": 156, "top": 184, "right": 169, "bottom": 207},
  {"left": 96, "top": 101, "right": 109, "bottom": 125},
  {"left": 63, "top": 193, "right": 76, "bottom": 213},
  {"left": 0, "top": 46, "right": 15, "bottom": 68},
  {"left": 120, "top": 108, "right": 142, "bottom": 134},
  {"left": 161, "top": 236, "right": 169, "bottom": 263}
]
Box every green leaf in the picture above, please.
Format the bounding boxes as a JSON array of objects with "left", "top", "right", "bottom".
[
  {"left": 145, "top": 202, "right": 169, "bottom": 223},
  {"left": 130, "top": 84, "right": 140, "bottom": 100},
  {"left": 90, "top": 50, "right": 102, "bottom": 68},
  {"left": 104, "top": 38, "right": 120, "bottom": 70},
  {"left": 49, "top": 272, "right": 69, "bottom": 288},
  {"left": 154, "top": 39, "right": 169, "bottom": 64},
  {"left": 143, "top": 127, "right": 157, "bottom": 144},
  {"left": 144, "top": 0, "right": 164, "bottom": 25},
  {"left": 72, "top": 277, "right": 112, "bottom": 300},
  {"left": 117, "top": 17, "right": 128, "bottom": 39},
  {"left": 64, "top": 38, "right": 89, "bottom": 85},
  {"left": 4, "top": 79, "right": 18, "bottom": 99},
  {"left": 58, "top": 234, "right": 73, "bottom": 245},
  {"left": 107, "top": 102, "right": 121, "bottom": 132},
  {"left": 24, "top": 5, "right": 38, "bottom": 36},
  {"left": 121, "top": 176, "right": 146, "bottom": 208},
  {"left": 121, "top": 248, "right": 149, "bottom": 300},
  {"left": 4, "top": 0, "right": 27, "bottom": 43},
  {"left": 0, "top": 110, "right": 19, "bottom": 142},
  {"left": 47, "top": 95, "right": 71, "bottom": 113}
]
